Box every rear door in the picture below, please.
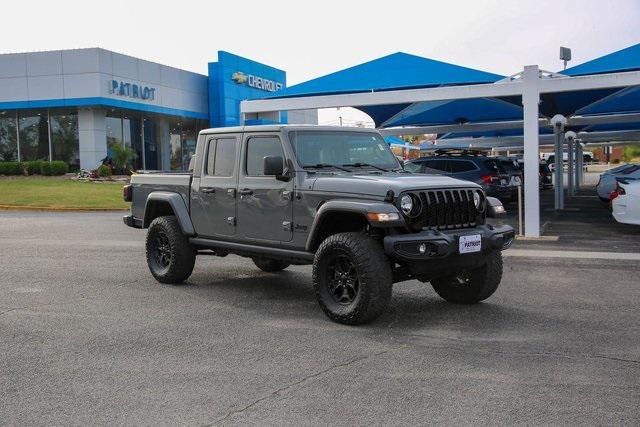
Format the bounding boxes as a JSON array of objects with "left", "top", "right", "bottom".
[
  {"left": 236, "top": 133, "right": 294, "bottom": 243},
  {"left": 190, "top": 134, "right": 240, "bottom": 238}
]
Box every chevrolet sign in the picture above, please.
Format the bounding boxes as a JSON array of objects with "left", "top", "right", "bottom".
[{"left": 232, "top": 71, "right": 283, "bottom": 92}]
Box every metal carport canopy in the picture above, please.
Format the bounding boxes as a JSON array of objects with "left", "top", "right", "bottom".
[{"left": 240, "top": 45, "right": 640, "bottom": 237}]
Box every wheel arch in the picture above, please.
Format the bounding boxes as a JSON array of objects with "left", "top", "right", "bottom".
[
  {"left": 143, "top": 192, "right": 195, "bottom": 236},
  {"left": 305, "top": 200, "right": 403, "bottom": 252}
]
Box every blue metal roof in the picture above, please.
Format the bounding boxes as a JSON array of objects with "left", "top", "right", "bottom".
[
  {"left": 268, "top": 52, "right": 504, "bottom": 99},
  {"left": 563, "top": 43, "right": 640, "bottom": 76}
]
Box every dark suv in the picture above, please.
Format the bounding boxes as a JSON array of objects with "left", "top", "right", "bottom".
[{"left": 405, "top": 151, "right": 515, "bottom": 202}]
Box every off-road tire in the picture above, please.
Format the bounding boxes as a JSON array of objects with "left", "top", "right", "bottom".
[
  {"left": 430, "top": 250, "right": 503, "bottom": 304},
  {"left": 252, "top": 257, "right": 290, "bottom": 272},
  {"left": 146, "top": 215, "right": 196, "bottom": 284},
  {"left": 312, "top": 232, "right": 393, "bottom": 325}
]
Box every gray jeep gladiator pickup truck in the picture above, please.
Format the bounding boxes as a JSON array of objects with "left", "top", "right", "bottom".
[{"left": 123, "top": 125, "right": 514, "bottom": 324}]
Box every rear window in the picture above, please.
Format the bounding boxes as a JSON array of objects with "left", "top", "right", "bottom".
[
  {"left": 484, "top": 159, "right": 506, "bottom": 174},
  {"left": 500, "top": 160, "right": 519, "bottom": 172}
]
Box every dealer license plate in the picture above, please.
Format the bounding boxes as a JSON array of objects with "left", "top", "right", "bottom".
[{"left": 459, "top": 234, "right": 482, "bottom": 254}]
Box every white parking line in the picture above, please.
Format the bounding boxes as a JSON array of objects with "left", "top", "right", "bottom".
[{"left": 504, "top": 249, "right": 640, "bottom": 260}]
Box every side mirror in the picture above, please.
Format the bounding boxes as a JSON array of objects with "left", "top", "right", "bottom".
[
  {"left": 188, "top": 155, "right": 196, "bottom": 172},
  {"left": 263, "top": 155, "right": 284, "bottom": 176},
  {"left": 486, "top": 196, "right": 506, "bottom": 218}
]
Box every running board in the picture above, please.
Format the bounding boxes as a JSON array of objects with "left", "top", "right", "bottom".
[{"left": 189, "top": 237, "right": 314, "bottom": 263}]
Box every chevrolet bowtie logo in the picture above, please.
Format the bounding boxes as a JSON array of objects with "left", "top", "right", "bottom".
[{"left": 231, "top": 71, "right": 247, "bottom": 84}]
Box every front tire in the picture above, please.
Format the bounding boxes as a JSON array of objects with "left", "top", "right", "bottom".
[
  {"left": 312, "top": 232, "right": 392, "bottom": 325},
  {"left": 252, "top": 257, "right": 290, "bottom": 272},
  {"left": 430, "top": 250, "right": 503, "bottom": 304},
  {"left": 146, "top": 215, "right": 196, "bottom": 284}
]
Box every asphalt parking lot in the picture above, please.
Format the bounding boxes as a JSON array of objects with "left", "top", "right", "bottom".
[{"left": 1, "top": 210, "right": 639, "bottom": 425}]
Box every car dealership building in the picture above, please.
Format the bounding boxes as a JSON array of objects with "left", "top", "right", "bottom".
[{"left": 0, "top": 49, "right": 316, "bottom": 171}]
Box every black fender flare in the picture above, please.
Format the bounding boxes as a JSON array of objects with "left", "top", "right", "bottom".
[
  {"left": 143, "top": 191, "right": 195, "bottom": 236},
  {"left": 304, "top": 200, "right": 404, "bottom": 252}
]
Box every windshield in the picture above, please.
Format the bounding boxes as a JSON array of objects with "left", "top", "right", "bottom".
[{"left": 288, "top": 130, "right": 400, "bottom": 170}]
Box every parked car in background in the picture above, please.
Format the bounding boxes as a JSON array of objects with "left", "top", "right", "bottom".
[
  {"left": 538, "top": 162, "right": 553, "bottom": 189},
  {"left": 596, "top": 164, "right": 640, "bottom": 202},
  {"left": 406, "top": 150, "right": 515, "bottom": 201},
  {"left": 610, "top": 179, "right": 640, "bottom": 225},
  {"left": 493, "top": 156, "right": 522, "bottom": 187}
]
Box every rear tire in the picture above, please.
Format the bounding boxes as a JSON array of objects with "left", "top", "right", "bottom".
[
  {"left": 431, "top": 250, "right": 503, "bottom": 304},
  {"left": 312, "top": 232, "right": 392, "bottom": 325},
  {"left": 146, "top": 215, "right": 196, "bottom": 284},
  {"left": 252, "top": 257, "right": 290, "bottom": 272}
]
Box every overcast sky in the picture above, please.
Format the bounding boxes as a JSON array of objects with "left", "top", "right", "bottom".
[{"left": 2, "top": 0, "right": 639, "bottom": 124}]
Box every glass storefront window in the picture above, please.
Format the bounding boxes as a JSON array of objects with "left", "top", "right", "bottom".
[
  {"left": 123, "top": 114, "right": 142, "bottom": 170},
  {"left": 50, "top": 110, "right": 79, "bottom": 170},
  {"left": 168, "top": 117, "right": 203, "bottom": 170},
  {"left": 19, "top": 110, "right": 49, "bottom": 161},
  {"left": 143, "top": 117, "right": 160, "bottom": 170},
  {"left": 0, "top": 111, "right": 18, "bottom": 161},
  {"left": 106, "top": 113, "right": 123, "bottom": 157}
]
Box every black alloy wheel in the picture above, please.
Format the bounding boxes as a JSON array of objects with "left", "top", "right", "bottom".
[{"left": 326, "top": 253, "right": 359, "bottom": 304}]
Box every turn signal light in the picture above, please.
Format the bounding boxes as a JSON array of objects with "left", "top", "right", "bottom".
[{"left": 366, "top": 212, "right": 400, "bottom": 222}]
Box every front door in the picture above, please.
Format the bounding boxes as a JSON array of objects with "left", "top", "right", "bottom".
[
  {"left": 191, "top": 134, "right": 240, "bottom": 238},
  {"left": 236, "top": 133, "right": 293, "bottom": 243}
]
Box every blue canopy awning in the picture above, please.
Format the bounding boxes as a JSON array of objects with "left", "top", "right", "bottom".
[
  {"left": 269, "top": 52, "right": 504, "bottom": 100},
  {"left": 260, "top": 44, "right": 640, "bottom": 135}
]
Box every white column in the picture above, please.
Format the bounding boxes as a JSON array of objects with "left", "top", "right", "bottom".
[
  {"left": 78, "top": 108, "right": 107, "bottom": 170},
  {"left": 522, "top": 65, "right": 541, "bottom": 237},
  {"left": 567, "top": 137, "right": 575, "bottom": 197},
  {"left": 576, "top": 142, "right": 583, "bottom": 189}
]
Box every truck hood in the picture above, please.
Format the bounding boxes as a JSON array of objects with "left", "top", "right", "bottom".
[{"left": 311, "top": 172, "right": 481, "bottom": 197}]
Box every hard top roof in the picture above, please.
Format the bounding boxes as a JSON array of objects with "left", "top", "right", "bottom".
[{"left": 198, "top": 124, "right": 382, "bottom": 135}]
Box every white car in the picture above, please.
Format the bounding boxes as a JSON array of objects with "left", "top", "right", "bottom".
[
  {"left": 596, "top": 164, "right": 640, "bottom": 201},
  {"left": 611, "top": 180, "right": 640, "bottom": 225}
]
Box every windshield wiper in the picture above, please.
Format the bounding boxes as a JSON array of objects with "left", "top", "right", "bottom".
[
  {"left": 342, "top": 162, "right": 389, "bottom": 172},
  {"left": 302, "top": 163, "right": 352, "bottom": 173}
]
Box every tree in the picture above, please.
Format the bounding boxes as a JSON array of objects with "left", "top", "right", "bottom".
[{"left": 622, "top": 144, "right": 640, "bottom": 162}]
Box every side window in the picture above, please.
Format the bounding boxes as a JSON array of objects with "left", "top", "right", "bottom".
[
  {"left": 424, "top": 159, "right": 448, "bottom": 172},
  {"left": 205, "top": 137, "right": 237, "bottom": 176},
  {"left": 246, "top": 136, "right": 284, "bottom": 176},
  {"left": 213, "top": 138, "right": 236, "bottom": 176},
  {"left": 449, "top": 160, "right": 476, "bottom": 173}
]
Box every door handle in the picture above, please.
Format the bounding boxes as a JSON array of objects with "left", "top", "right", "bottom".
[
  {"left": 201, "top": 187, "right": 216, "bottom": 194},
  {"left": 238, "top": 188, "right": 254, "bottom": 196}
]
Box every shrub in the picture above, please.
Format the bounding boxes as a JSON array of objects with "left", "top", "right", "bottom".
[
  {"left": 97, "top": 164, "right": 112, "bottom": 177},
  {"left": 0, "top": 161, "right": 23, "bottom": 175},
  {"left": 111, "top": 144, "right": 136, "bottom": 173},
  {"left": 22, "top": 160, "right": 44, "bottom": 175},
  {"left": 40, "top": 161, "right": 69, "bottom": 176}
]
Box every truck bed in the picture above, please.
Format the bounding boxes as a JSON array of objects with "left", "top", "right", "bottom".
[{"left": 129, "top": 172, "right": 193, "bottom": 220}]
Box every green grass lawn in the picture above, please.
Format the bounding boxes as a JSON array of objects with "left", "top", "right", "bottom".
[{"left": 0, "top": 177, "right": 129, "bottom": 209}]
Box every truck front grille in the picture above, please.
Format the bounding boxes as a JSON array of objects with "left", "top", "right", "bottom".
[{"left": 402, "top": 188, "right": 483, "bottom": 230}]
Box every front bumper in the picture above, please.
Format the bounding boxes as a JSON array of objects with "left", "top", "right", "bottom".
[{"left": 383, "top": 224, "right": 514, "bottom": 262}]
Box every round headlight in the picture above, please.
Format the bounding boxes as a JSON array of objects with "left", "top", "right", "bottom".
[
  {"left": 473, "top": 190, "right": 483, "bottom": 209},
  {"left": 400, "top": 194, "right": 413, "bottom": 214}
]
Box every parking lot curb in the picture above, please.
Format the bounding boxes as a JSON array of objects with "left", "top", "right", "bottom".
[{"left": 0, "top": 205, "right": 129, "bottom": 212}]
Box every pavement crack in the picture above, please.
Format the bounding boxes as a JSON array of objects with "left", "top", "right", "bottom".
[{"left": 212, "top": 349, "right": 390, "bottom": 424}]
